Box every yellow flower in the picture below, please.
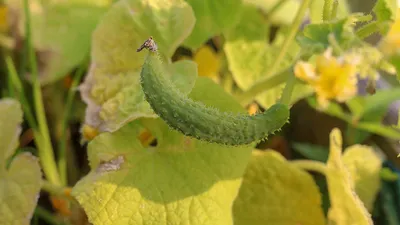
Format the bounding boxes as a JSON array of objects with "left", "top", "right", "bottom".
[
  {"left": 194, "top": 45, "right": 221, "bottom": 78},
  {"left": 294, "top": 48, "right": 358, "bottom": 108}
]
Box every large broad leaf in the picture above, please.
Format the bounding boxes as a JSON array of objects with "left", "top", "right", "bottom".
[
  {"left": 233, "top": 150, "right": 326, "bottom": 225},
  {"left": 79, "top": 0, "right": 196, "bottom": 132},
  {"left": 72, "top": 77, "right": 254, "bottom": 225},
  {"left": 0, "top": 98, "right": 42, "bottom": 225},
  {"left": 343, "top": 145, "right": 382, "bottom": 212},
  {"left": 31, "top": 2, "right": 108, "bottom": 85},
  {"left": 7, "top": 0, "right": 110, "bottom": 85},
  {"left": 326, "top": 128, "right": 373, "bottom": 225},
  {"left": 183, "top": 0, "right": 242, "bottom": 49}
]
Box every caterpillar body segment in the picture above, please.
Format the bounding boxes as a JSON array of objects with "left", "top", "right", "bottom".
[{"left": 139, "top": 38, "right": 290, "bottom": 146}]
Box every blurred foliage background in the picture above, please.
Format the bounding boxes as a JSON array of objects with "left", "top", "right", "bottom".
[{"left": 0, "top": 0, "right": 400, "bottom": 224}]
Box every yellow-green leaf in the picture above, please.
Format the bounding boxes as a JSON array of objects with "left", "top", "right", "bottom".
[
  {"left": 326, "top": 128, "right": 373, "bottom": 225},
  {"left": 183, "top": 0, "right": 242, "bottom": 49},
  {"left": 244, "top": 0, "right": 299, "bottom": 25},
  {"left": 343, "top": 145, "right": 382, "bottom": 212},
  {"left": 7, "top": 0, "right": 110, "bottom": 84},
  {"left": 80, "top": 0, "right": 196, "bottom": 132},
  {"left": 233, "top": 150, "right": 326, "bottom": 225},
  {"left": 224, "top": 5, "right": 309, "bottom": 108},
  {"left": 72, "top": 77, "right": 253, "bottom": 225},
  {"left": 0, "top": 98, "right": 42, "bottom": 225}
]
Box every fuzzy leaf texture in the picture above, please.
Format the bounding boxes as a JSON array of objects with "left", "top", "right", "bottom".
[
  {"left": 0, "top": 99, "right": 42, "bottom": 225},
  {"left": 72, "top": 77, "right": 254, "bottom": 225},
  {"left": 224, "top": 4, "right": 313, "bottom": 108},
  {"left": 79, "top": 0, "right": 196, "bottom": 132},
  {"left": 326, "top": 128, "right": 373, "bottom": 225},
  {"left": 343, "top": 145, "right": 382, "bottom": 212},
  {"left": 233, "top": 150, "right": 326, "bottom": 225},
  {"left": 183, "top": 0, "right": 242, "bottom": 49}
]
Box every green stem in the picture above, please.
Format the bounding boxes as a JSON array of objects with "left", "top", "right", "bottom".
[
  {"left": 356, "top": 21, "right": 380, "bottom": 39},
  {"left": 5, "top": 55, "right": 45, "bottom": 153},
  {"left": 5, "top": 56, "right": 38, "bottom": 131},
  {"left": 236, "top": 67, "right": 292, "bottom": 105},
  {"left": 279, "top": 72, "right": 296, "bottom": 105},
  {"left": 291, "top": 159, "right": 327, "bottom": 175},
  {"left": 330, "top": 0, "right": 338, "bottom": 20},
  {"left": 57, "top": 63, "right": 87, "bottom": 185},
  {"left": 42, "top": 180, "right": 69, "bottom": 196},
  {"left": 23, "top": 0, "right": 61, "bottom": 185},
  {"left": 34, "top": 206, "right": 62, "bottom": 225},
  {"left": 236, "top": 0, "right": 311, "bottom": 106},
  {"left": 323, "top": 0, "right": 334, "bottom": 21}
]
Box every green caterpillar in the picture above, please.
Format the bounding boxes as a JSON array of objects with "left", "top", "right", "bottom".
[{"left": 138, "top": 37, "right": 290, "bottom": 146}]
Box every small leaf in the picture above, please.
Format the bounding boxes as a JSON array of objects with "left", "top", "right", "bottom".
[
  {"left": 326, "top": 128, "right": 373, "bottom": 225},
  {"left": 233, "top": 150, "right": 326, "bottom": 225},
  {"left": 297, "top": 17, "right": 356, "bottom": 51},
  {"left": 80, "top": 0, "right": 196, "bottom": 132},
  {"left": 355, "top": 121, "right": 400, "bottom": 139},
  {"left": 362, "top": 88, "right": 400, "bottom": 119},
  {"left": 309, "top": 0, "right": 350, "bottom": 23},
  {"left": 307, "top": 96, "right": 350, "bottom": 121},
  {"left": 292, "top": 142, "right": 329, "bottom": 162},
  {"left": 342, "top": 145, "right": 382, "bottom": 211},
  {"left": 380, "top": 167, "right": 398, "bottom": 181},
  {"left": 349, "top": 88, "right": 400, "bottom": 120},
  {"left": 0, "top": 98, "right": 42, "bottom": 225},
  {"left": 373, "top": 0, "right": 397, "bottom": 23},
  {"left": 183, "top": 0, "right": 242, "bottom": 49},
  {"left": 72, "top": 77, "right": 253, "bottom": 225}
]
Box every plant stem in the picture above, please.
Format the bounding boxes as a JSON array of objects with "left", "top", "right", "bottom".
[
  {"left": 57, "top": 64, "right": 87, "bottom": 185},
  {"left": 323, "top": 0, "right": 335, "bottom": 21},
  {"left": 291, "top": 160, "right": 327, "bottom": 175},
  {"left": 237, "top": 0, "right": 311, "bottom": 106},
  {"left": 42, "top": 180, "right": 70, "bottom": 196},
  {"left": 23, "top": 0, "right": 61, "bottom": 185},
  {"left": 34, "top": 206, "right": 62, "bottom": 225},
  {"left": 279, "top": 72, "right": 297, "bottom": 105},
  {"left": 330, "top": 0, "right": 338, "bottom": 20},
  {"left": 356, "top": 21, "right": 380, "bottom": 39},
  {"left": 5, "top": 56, "right": 38, "bottom": 131},
  {"left": 236, "top": 67, "right": 292, "bottom": 105}
]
